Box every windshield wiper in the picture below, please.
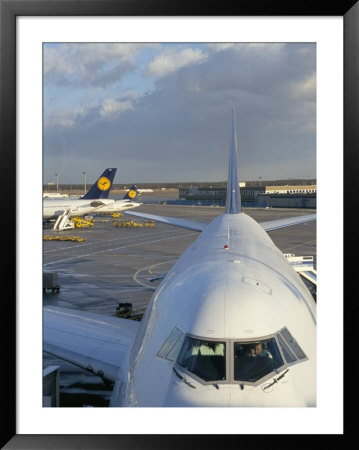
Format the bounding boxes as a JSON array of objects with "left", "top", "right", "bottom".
[
  {"left": 263, "top": 369, "right": 289, "bottom": 390},
  {"left": 173, "top": 367, "right": 196, "bottom": 389}
]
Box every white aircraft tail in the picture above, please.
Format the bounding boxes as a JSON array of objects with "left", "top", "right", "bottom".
[{"left": 226, "top": 107, "right": 242, "bottom": 214}]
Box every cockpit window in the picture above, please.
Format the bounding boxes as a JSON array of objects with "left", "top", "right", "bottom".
[
  {"left": 234, "top": 338, "right": 284, "bottom": 383},
  {"left": 173, "top": 328, "right": 306, "bottom": 385},
  {"left": 277, "top": 327, "right": 307, "bottom": 365},
  {"left": 177, "top": 337, "right": 226, "bottom": 382},
  {"left": 157, "top": 327, "right": 184, "bottom": 362}
]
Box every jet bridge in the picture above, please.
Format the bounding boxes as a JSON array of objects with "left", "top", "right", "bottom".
[
  {"left": 284, "top": 253, "right": 317, "bottom": 287},
  {"left": 297, "top": 270, "right": 317, "bottom": 286}
]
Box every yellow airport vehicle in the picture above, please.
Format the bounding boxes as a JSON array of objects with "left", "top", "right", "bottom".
[
  {"left": 113, "top": 219, "right": 154, "bottom": 229},
  {"left": 43, "top": 235, "right": 86, "bottom": 242},
  {"left": 114, "top": 220, "right": 145, "bottom": 229},
  {"left": 72, "top": 217, "right": 94, "bottom": 228},
  {"left": 112, "top": 212, "right": 123, "bottom": 218},
  {"left": 116, "top": 220, "right": 132, "bottom": 227}
]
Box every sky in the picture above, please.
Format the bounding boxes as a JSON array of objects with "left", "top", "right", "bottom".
[{"left": 43, "top": 42, "right": 316, "bottom": 185}]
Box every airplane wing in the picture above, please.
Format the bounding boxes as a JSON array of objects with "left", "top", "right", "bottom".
[
  {"left": 44, "top": 306, "right": 139, "bottom": 382},
  {"left": 259, "top": 213, "right": 316, "bottom": 232},
  {"left": 125, "top": 210, "right": 315, "bottom": 233},
  {"left": 124, "top": 210, "right": 207, "bottom": 231}
]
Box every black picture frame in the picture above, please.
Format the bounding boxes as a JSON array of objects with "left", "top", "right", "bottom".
[{"left": 1, "top": 1, "right": 356, "bottom": 448}]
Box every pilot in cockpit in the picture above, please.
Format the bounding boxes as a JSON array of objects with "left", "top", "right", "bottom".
[{"left": 246, "top": 342, "right": 273, "bottom": 359}]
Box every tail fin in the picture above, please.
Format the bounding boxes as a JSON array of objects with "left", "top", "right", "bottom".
[
  {"left": 123, "top": 185, "right": 138, "bottom": 200},
  {"left": 226, "top": 107, "right": 242, "bottom": 214},
  {"left": 82, "top": 168, "right": 117, "bottom": 199}
]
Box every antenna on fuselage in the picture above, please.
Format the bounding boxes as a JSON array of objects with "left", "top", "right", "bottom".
[{"left": 225, "top": 107, "right": 242, "bottom": 214}]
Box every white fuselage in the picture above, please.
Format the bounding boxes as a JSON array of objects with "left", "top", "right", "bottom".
[
  {"left": 43, "top": 198, "right": 141, "bottom": 220},
  {"left": 111, "top": 212, "right": 316, "bottom": 407}
]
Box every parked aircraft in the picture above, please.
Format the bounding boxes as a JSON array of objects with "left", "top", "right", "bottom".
[
  {"left": 43, "top": 168, "right": 117, "bottom": 221},
  {"left": 128, "top": 188, "right": 154, "bottom": 193},
  {"left": 43, "top": 168, "right": 141, "bottom": 225},
  {"left": 44, "top": 108, "right": 316, "bottom": 406},
  {"left": 93, "top": 186, "right": 141, "bottom": 215}
]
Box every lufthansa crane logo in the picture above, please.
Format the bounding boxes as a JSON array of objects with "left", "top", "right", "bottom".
[
  {"left": 97, "top": 176, "right": 111, "bottom": 191},
  {"left": 128, "top": 189, "right": 136, "bottom": 199}
]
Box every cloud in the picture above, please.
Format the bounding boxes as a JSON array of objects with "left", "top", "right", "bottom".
[
  {"left": 45, "top": 89, "right": 141, "bottom": 128},
  {"left": 100, "top": 98, "right": 134, "bottom": 118},
  {"left": 290, "top": 73, "right": 316, "bottom": 102},
  {"left": 206, "top": 43, "right": 236, "bottom": 52},
  {"left": 43, "top": 43, "right": 316, "bottom": 183},
  {"left": 44, "top": 43, "right": 148, "bottom": 88},
  {"left": 44, "top": 106, "right": 86, "bottom": 128},
  {"left": 145, "top": 47, "right": 207, "bottom": 78}
]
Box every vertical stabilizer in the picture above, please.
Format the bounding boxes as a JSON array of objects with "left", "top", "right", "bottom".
[
  {"left": 82, "top": 168, "right": 117, "bottom": 200},
  {"left": 123, "top": 185, "right": 138, "bottom": 200},
  {"left": 226, "top": 107, "right": 242, "bottom": 214}
]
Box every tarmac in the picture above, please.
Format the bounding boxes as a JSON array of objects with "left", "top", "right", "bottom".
[{"left": 43, "top": 203, "right": 316, "bottom": 406}]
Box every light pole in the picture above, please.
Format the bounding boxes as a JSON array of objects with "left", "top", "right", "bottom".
[
  {"left": 83, "top": 171, "right": 87, "bottom": 194},
  {"left": 55, "top": 173, "right": 59, "bottom": 193},
  {"left": 258, "top": 176, "right": 262, "bottom": 188}
]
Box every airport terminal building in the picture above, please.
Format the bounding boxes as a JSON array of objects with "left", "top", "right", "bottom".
[{"left": 179, "top": 184, "right": 316, "bottom": 208}]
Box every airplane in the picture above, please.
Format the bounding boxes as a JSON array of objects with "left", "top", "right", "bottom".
[
  {"left": 43, "top": 168, "right": 142, "bottom": 228},
  {"left": 134, "top": 188, "right": 154, "bottom": 193},
  {"left": 44, "top": 108, "right": 316, "bottom": 407},
  {"left": 92, "top": 185, "right": 142, "bottom": 215}
]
